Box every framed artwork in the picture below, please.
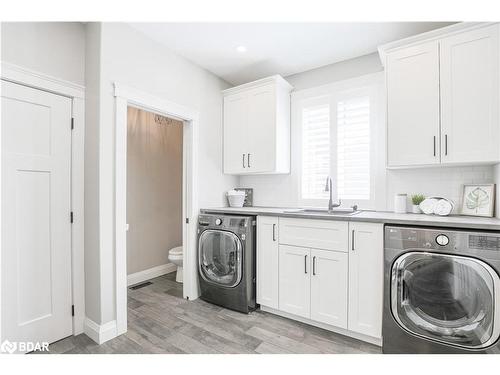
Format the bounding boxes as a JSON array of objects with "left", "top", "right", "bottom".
[{"left": 460, "top": 184, "right": 495, "bottom": 217}]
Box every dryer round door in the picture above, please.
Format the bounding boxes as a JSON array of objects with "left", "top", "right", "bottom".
[
  {"left": 391, "top": 251, "right": 500, "bottom": 349},
  {"left": 198, "top": 229, "right": 243, "bottom": 288}
]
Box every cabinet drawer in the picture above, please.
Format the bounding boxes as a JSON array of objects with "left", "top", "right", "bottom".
[{"left": 278, "top": 218, "right": 349, "bottom": 252}]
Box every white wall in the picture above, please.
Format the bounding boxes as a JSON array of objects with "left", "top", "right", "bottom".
[
  {"left": 84, "top": 22, "right": 102, "bottom": 324},
  {"left": 86, "top": 22, "right": 237, "bottom": 325},
  {"left": 240, "top": 53, "right": 497, "bottom": 214},
  {"left": 286, "top": 52, "right": 382, "bottom": 91},
  {"left": 1, "top": 22, "right": 86, "bottom": 85}
]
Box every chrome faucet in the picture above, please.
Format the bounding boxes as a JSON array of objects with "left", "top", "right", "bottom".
[{"left": 325, "top": 176, "right": 341, "bottom": 212}]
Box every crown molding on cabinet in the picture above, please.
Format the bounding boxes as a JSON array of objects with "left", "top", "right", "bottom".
[
  {"left": 222, "top": 74, "right": 293, "bottom": 96},
  {"left": 378, "top": 22, "right": 497, "bottom": 66}
]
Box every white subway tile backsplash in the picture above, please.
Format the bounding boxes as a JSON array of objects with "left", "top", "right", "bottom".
[
  {"left": 386, "top": 166, "right": 495, "bottom": 213},
  {"left": 241, "top": 164, "right": 496, "bottom": 215}
]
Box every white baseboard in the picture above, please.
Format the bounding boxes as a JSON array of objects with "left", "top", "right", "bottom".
[
  {"left": 127, "top": 263, "right": 177, "bottom": 287},
  {"left": 260, "top": 306, "right": 382, "bottom": 347},
  {"left": 84, "top": 318, "right": 117, "bottom": 345}
]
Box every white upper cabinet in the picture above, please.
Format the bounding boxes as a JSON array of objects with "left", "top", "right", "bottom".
[
  {"left": 386, "top": 41, "right": 441, "bottom": 167},
  {"left": 223, "top": 75, "right": 292, "bottom": 174},
  {"left": 223, "top": 92, "right": 248, "bottom": 173},
  {"left": 440, "top": 25, "right": 500, "bottom": 164},
  {"left": 381, "top": 23, "right": 500, "bottom": 167}
]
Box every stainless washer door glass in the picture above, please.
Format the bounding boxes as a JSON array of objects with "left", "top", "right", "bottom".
[
  {"left": 198, "top": 229, "right": 242, "bottom": 288},
  {"left": 391, "top": 252, "right": 500, "bottom": 349}
]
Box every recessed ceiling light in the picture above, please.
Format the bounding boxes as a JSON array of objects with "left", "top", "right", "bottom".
[{"left": 236, "top": 45, "right": 247, "bottom": 53}]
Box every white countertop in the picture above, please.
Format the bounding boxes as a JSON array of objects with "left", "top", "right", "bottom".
[{"left": 200, "top": 206, "right": 500, "bottom": 231}]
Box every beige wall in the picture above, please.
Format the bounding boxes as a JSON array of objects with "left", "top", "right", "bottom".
[{"left": 126, "top": 107, "right": 183, "bottom": 275}]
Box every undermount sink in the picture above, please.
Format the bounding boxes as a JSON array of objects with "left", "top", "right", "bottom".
[{"left": 282, "top": 208, "right": 360, "bottom": 216}]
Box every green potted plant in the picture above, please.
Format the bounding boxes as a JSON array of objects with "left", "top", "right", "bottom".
[{"left": 411, "top": 194, "right": 425, "bottom": 214}]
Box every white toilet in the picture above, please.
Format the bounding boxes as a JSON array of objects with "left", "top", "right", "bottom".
[{"left": 168, "top": 246, "right": 183, "bottom": 283}]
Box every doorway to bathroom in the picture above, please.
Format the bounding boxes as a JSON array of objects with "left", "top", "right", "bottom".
[
  {"left": 126, "top": 107, "right": 184, "bottom": 287},
  {"left": 113, "top": 83, "right": 200, "bottom": 338}
]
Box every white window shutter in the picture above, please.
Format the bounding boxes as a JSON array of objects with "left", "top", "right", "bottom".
[
  {"left": 301, "top": 104, "right": 330, "bottom": 200},
  {"left": 337, "top": 96, "right": 370, "bottom": 200}
]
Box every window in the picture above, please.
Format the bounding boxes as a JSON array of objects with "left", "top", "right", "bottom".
[
  {"left": 296, "top": 74, "right": 382, "bottom": 209},
  {"left": 337, "top": 96, "right": 370, "bottom": 200},
  {"left": 301, "top": 103, "right": 330, "bottom": 200}
]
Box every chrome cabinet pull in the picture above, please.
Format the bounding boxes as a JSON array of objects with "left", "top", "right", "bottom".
[
  {"left": 248, "top": 153, "right": 251, "bottom": 168},
  {"left": 242, "top": 153, "right": 246, "bottom": 168},
  {"left": 313, "top": 256, "right": 316, "bottom": 276},
  {"left": 351, "top": 230, "right": 355, "bottom": 251},
  {"left": 304, "top": 255, "right": 308, "bottom": 274},
  {"left": 272, "top": 224, "right": 276, "bottom": 242},
  {"left": 445, "top": 134, "right": 448, "bottom": 156},
  {"left": 433, "top": 136, "right": 436, "bottom": 157}
]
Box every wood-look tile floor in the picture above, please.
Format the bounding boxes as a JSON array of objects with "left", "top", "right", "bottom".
[{"left": 46, "top": 273, "right": 381, "bottom": 354}]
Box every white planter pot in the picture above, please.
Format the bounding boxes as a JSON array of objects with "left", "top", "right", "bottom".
[{"left": 412, "top": 205, "right": 422, "bottom": 214}]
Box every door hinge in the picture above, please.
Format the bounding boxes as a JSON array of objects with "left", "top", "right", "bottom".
[
  {"left": 71, "top": 117, "right": 74, "bottom": 130},
  {"left": 71, "top": 305, "right": 75, "bottom": 316},
  {"left": 185, "top": 218, "right": 189, "bottom": 224},
  {"left": 70, "top": 211, "right": 74, "bottom": 223}
]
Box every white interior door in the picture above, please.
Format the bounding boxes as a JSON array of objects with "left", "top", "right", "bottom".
[
  {"left": 310, "top": 249, "right": 348, "bottom": 329},
  {"left": 1, "top": 81, "right": 73, "bottom": 350},
  {"left": 278, "top": 245, "right": 310, "bottom": 318}
]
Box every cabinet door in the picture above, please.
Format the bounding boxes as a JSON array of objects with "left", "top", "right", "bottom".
[
  {"left": 310, "top": 249, "right": 348, "bottom": 329},
  {"left": 278, "top": 245, "right": 310, "bottom": 318},
  {"left": 223, "top": 93, "right": 249, "bottom": 174},
  {"left": 440, "top": 25, "right": 500, "bottom": 164},
  {"left": 386, "top": 41, "right": 441, "bottom": 166},
  {"left": 246, "top": 85, "right": 276, "bottom": 173},
  {"left": 348, "top": 222, "right": 383, "bottom": 338},
  {"left": 256, "top": 216, "right": 279, "bottom": 309}
]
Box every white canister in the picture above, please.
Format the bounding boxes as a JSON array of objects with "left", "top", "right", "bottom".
[
  {"left": 394, "top": 194, "right": 407, "bottom": 214},
  {"left": 227, "top": 190, "right": 246, "bottom": 207}
]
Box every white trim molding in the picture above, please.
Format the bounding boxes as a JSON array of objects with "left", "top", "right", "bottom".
[
  {"left": 1, "top": 61, "right": 85, "bottom": 99},
  {"left": 83, "top": 318, "right": 117, "bottom": 345},
  {"left": 261, "top": 306, "right": 382, "bottom": 347},
  {"left": 127, "top": 263, "right": 177, "bottom": 287},
  {"left": 0, "top": 63, "right": 86, "bottom": 339},
  {"left": 113, "top": 82, "right": 200, "bottom": 339}
]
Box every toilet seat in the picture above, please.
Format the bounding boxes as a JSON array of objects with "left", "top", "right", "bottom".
[{"left": 169, "top": 246, "right": 183, "bottom": 256}]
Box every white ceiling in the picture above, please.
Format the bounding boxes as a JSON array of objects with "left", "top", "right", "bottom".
[{"left": 129, "top": 22, "right": 455, "bottom": 85}]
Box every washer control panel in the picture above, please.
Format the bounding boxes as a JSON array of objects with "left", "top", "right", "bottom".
[{"left": 435, "top": 234, "right": 449, "bottom": 246}]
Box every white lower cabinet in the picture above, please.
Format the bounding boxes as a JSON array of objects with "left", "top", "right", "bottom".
[
  {"left": 348, "top": 222, "right": 384, "bottom": 339},
  {"left": 278, "top": 245, "right": 311, "bottom": 318},
  {"left": 257, "top": 216, "right": 383, "bottom": 344},
  {"left": 278, "top": 245, "right": 348, "bottom": 328},
  {"left": 256, "top": 216, "right": 279, "bottom": 309},
  {"left": 310, "top": 249, "right": 348, "bottom": 329}
]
